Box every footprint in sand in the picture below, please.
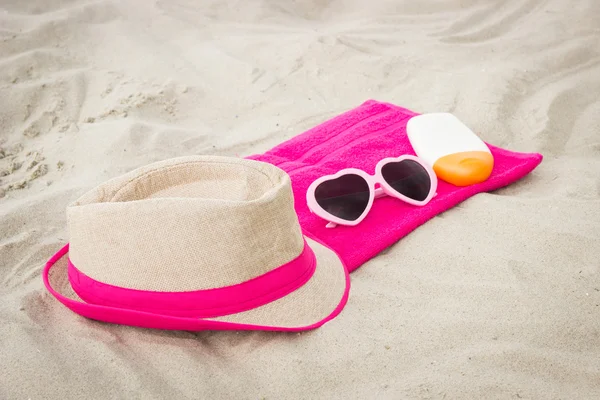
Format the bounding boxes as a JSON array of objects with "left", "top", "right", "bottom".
[{"left": 0, "top": 144, "right": 50, "bottom": 198}]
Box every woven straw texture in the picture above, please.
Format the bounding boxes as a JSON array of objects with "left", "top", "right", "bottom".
[
  {"left": 47, "top": 237, "right": 346, "bottom": 328},
  {"left": 66, "top": 156, "right": 305, "bottom": 291}
]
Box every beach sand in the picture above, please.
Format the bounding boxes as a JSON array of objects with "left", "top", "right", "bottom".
[{"left": 1, "top": 0, "right": 599, "bottom": 398}]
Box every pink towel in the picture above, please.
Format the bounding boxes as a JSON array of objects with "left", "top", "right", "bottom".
[{"left": 247, "top": 100, "right": 543, "bottom": 272}]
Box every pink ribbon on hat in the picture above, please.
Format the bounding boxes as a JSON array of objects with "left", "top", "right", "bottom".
[{"left": 66, "top": 240, "right": 317, "bottom": 318}]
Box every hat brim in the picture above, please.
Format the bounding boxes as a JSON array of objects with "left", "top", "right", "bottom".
[{"left": 43, "top": 236, "right": 350, "bottom": 332}]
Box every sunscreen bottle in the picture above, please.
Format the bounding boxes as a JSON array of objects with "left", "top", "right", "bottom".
[{"left": 406, "top": 113, "right": 494, "bottom": 187}]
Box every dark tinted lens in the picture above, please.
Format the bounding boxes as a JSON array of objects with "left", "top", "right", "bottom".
[
  {"left": 381, "top": 160, "right": 431, "bottom": 202},
  {"left": 314, "top": 174, "right": 370, "bottom": 221}
]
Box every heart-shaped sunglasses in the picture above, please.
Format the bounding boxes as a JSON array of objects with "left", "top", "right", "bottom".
[{"left": 306, "top": 155, "right": 438, "bottom": 228}]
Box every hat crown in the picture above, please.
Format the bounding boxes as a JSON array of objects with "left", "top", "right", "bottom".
[{"left": 66, "top": 156, "right": 305, "bottom": 292}]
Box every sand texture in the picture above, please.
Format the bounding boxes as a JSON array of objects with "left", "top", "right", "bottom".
[{"left": 1, "top": 0, "right": 599, "bottom": 399}]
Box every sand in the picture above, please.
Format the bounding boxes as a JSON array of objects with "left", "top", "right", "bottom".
[{"left": 1, "top": 0, "right": 599, "bottom": 398}]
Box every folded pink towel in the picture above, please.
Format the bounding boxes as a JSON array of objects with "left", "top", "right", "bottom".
[{"left": 247, "top": 100, "right": 543, "bottom": 272}]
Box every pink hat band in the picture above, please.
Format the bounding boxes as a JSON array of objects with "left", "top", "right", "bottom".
[{"left": 66, "top": 241, "right": 316, "bottom": 318}]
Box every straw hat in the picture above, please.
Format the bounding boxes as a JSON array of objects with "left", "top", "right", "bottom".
[{"left": 43, "top": 155, "right": 349, "bottom": 331}]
